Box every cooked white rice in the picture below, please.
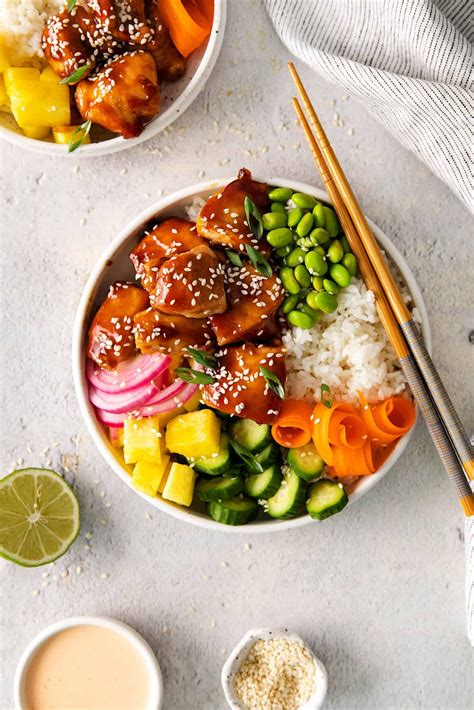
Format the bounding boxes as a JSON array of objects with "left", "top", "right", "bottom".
[
  {"left": 0, "top": 0, "right": 64, "bottom": 65},
  {"left": 186, "top": 195, "right": 418, "bottom": 404}
]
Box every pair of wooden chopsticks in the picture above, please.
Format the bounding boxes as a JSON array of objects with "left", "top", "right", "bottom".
[{"left": 288, "top": 62, "right": 474, "bottom": 516}]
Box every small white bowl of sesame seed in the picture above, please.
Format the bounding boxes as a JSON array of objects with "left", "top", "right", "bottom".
[{"left": 221, "top": 627, "right": 328, "bottom": 709}]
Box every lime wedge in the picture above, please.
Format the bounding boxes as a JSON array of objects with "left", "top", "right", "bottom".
[{"left": 0, "top": 468, "right": 80, "bottom": 567}]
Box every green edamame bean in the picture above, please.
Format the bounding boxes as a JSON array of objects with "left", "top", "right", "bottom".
[
  {"left": 281, "top": 294, "right": 299, "bottom": 314},
  {"left": 314, "top": 246, "right": 326, "bottom": 255},
  {"left": 330, "top": 263, "right": 351, "bottom": 288},
  {"left": 296, "top": 236, "right": 313, "bottom": 249},
  {"left": 268, "top": 187, "right": 293, "bottom": 202},
  {"left": 312, "top": 275, "right": 324, "bottom": 291},
  {"left": 310, "top": 227, "right": 330, "bottom": 246},
  {"left": 296, "top": 212, "right": 314, "bottom": 237},
  {"left": 313, "top": 290, "right": 338, "bottom": 313},
  {"left": 276, "top": 245, "right": 292, "bottom": 257},
  {"left": 306, "top": 290, "right": 320, "bottom": 310},
  {"left": 287, "top": 207, "right": 305, "bottom": 228},
  {"left": 287, "top": 310, "right": 314, "bottom": 329},
  {"left": 262, "top": 212, "right": 287, "bottom": 231},
  {"left": 297, "top": 302, "right": 319, "bottom": 322},
  {"left": 342, "top": 253, "right": 357, "bottom": 276},
  {"left": 294, "top": 264, "right": 312, "bottom": 288},
  {"left": 286, "top": 247, "right": 306, "bottom": 267},
  {"left": 322, "top": 206, "right": 340, "bottom": 237},
  {"left": 312, "top": 203, "right": 326, "bottom": 228},
  {"left": 292, "top": 192, "right": 317, "bottom": 210},
  {"left": 341, "top": 235, "right": 351, "bottom": 253},
  {"left": 279, "top": 266, "right": 301, "bottom": 295},
  {"left": 271, "top": 202, "right": 286, "bottom": 214},
  {"left": 327, "top": 239, "right": 344, "bottom": 263},
  {"left": 267, "top": 228, "right": 293, "bottom": 248},
  {"left": 323, "top": 279, "right": 340, "bottom": 295},
  {"left": 304, "top": 250, "right": 328, "bottom": 276}
]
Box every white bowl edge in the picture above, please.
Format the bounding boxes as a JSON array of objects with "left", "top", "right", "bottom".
[
  {"left": 0, "top": 0, "right": 226, "bottom": 158},
  {"left": 72, "top": 176, "right": 432, "bottom": 534},
  {"left": 13, "top": 616, "right": 163, "bottom": 709},
  {"left": 221, "top": 627, "right": 328, "bottom": 709}
]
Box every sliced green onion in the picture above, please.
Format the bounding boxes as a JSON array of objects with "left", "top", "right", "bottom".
[
  {"left": 245, "top": 244, "right": 272, "bottom": 278},
  {"left": 186, "top": 347, "right": 218, "bottom": 371},
  {"left": 229, "top": 440, "right": 264, "bottom": 473},
  {"left": 244, "top": 195, "right": 263, "bottom": 240},
  {"left": 320, "top": 383, "right": 333, "bottom": 408},
  {"left": 67, "top": 120, "right": 92, "bottom": 154},
  {"left": 175, "top": 368, "right": 216, "bottom": 385},
  {"left": 60, "top": 64, "right": 91, "bottom": 85},
  {"left": 259, "top": 366, "right": 285, "bottom": 399}
]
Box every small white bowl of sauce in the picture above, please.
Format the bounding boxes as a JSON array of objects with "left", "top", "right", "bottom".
[{"left": 14, "top": 616, "right": 163, "bottom": 709}]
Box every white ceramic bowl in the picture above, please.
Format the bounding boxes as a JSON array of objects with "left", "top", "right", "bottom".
[
  {"left": 72, "top": 176, "right": 431, "bottom": 533},
  {"left": 221, "top": 628, "right": 328, "bottom": 709},
  {"left": 0, "top": 0, "right": 226, "bottom": 157},
  {"left": 13, "top": 616, "right": 163, "bottom": 709}
]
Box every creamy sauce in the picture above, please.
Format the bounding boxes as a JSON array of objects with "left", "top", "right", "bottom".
[{"left": 23, "top": 625, "right": 151, "bottom": 710}]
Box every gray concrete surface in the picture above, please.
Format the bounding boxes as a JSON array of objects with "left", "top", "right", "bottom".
[{"left": 1, "top": 1, "right": 473, "bottom": 708}]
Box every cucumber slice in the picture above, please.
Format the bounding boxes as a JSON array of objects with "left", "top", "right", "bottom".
[
  {"left": 287, "top": 442, "right": 324, "bottom": 481},
  {"left": 196, "top": 474, "right": 243, "bottom": 502},
  {"left": 229, "top": 419, "right": 272, "bottom": 453},
  {"left": 190, "top": 434, "right": 232, "bottom": 476},
  {"left": 244, "top": 464, "right": 282, "bottom": 499},
  {"left": 306, "top": 479, "right": 348, "bottom": 520},
  {"left": 266, "top": 469, "right": 306, "bottom": 519},
  {"left": 245, "top": 443, "right": 281, "bottom": 474},
  {"left": 208, "top": 496, "right": 259, "bottom": 526}
]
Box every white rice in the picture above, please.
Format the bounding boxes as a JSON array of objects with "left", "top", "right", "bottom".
[
  {"left": 186, "top": 195, "right": 418, "bottom": 404},
  {"left": 0, "top": 0, "right": 64, "bottom": 65}
]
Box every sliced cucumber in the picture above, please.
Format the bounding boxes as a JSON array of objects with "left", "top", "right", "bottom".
[
  {"left": 190, "top": 434, "right": 232, "bottom": 476},
  {"left": 306, "top": 479, "right": 348, "bottom": 520},
  {"left": 266, "top": 469, "right": 306, "bottom": 519},
  {"left": 208, "top": 496, "right": 259, "bottom": 525},
  {"left": 196, "top": 474, "right": 243, "bottom": 502},
  {"left": 244, "top": 464, "right": 282, "bottom": 499},
  {"left": 245, "top": 443, "right": 281, "bottom": 474},
  {"left": 287, "top": 442, "right": 324, "bottom": 481},
  {"left": 229, "top": 419, "right": 272, "bottom": 453}
]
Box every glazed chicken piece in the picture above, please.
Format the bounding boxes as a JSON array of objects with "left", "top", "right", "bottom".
[
  {"left": 196, "top": 168, "right": 270, "bottom": 254},
  {"left": 88, "top": 282, "right": 149, "bottom": 370},
  {"left": 75, "top": 51, "right": 159, "bottom": 138},
  {"left": 210, "top": 263, "right": 284, "bottom": 345},
  {"left": 151, "top": 245, "right": 227, "bottom": 318},
  {"left": 42, "top": 8, "right": 97, "bottom": 80},
  {"left": 145, "top": 0, "right": 186, "bottom": 81},
  {"left": 201, "top": 343, "right": 286, "bottom": 424},
  {"left": 130, "top": 218, "right": 205, "bottom": 294},
  {"left": 134, "top": 308, "right": 214, "bottom": 355},
  {"left": 92, "top": 0, "right": 152, "bottom": 45}
]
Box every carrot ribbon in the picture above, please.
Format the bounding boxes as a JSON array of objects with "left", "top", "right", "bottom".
[
  {"left": 271, "top": 399, "right": 313, "bottom": 448},
  {"left": 158, "top": 0, "right": 213, "bottom": 57}
]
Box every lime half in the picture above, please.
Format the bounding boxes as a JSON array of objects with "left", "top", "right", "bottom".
[{"left": 0, "top": 468, "right": 80, "bottom": 567}]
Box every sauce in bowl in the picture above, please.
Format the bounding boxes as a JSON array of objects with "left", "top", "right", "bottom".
[{"left": 20, "top": 622, "right": 157, "bottom": 710}]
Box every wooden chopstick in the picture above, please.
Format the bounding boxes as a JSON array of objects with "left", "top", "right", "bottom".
[
  {"left": 289, "top": 84, "right": 474, "bottom": 516},
  {"left": 288, "top": 62, "right": 474, "bottom": 484}
]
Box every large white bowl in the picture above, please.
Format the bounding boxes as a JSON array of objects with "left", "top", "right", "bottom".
[
  {"left": 0, "top": 0, "right": 226, "bottom": 158},
  {"left": 72, "top": 177, "right": 431, "bottom": 533}
]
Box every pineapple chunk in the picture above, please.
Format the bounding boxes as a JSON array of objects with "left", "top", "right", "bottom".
[
  {"left": 9, "top": 83, "right": 70, "bottom": 127},
  {"left": 132, "top": 456, "right": 170, "bottom": 497},
  {"left": 0, "top": 43, "right": 10, "bottom": 72},
  {"left": 158, "top": 465, "right": 171, "bottom": 494},
  {"left": 109, "top": 427, "right": 124, "bottom": 448},
  {"left": 123, "top": 415, "right": 165, "bottom": 464},
  {"left": 53, "top": 125, "right": 90, "bottom": 145},
  {"left": 3, "top": 68, "right": 40, "bottom": 93},
  {"left": 23, "top": 125, "right": 50, "bottom": 140},
  {"left": 165, "top": 409, "right": 221, "bottom": 458},
  {"left": 155, "top": 406, "right": 185, "bottom": 427},
  {"left": 183, "top": 391, "right": 201, "bottom": 412},
  {"left": 0, "top": 76, "right": 8, "bottom": 109},
  {"left": 40, "top": 66, "right": 59, "bottom": 84},
  {"left": 162, "top": 462, "right": 196, "bottom": 507}
]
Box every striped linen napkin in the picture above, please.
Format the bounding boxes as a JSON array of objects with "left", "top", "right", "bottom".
[{"left": 264, "top": 0, "right": 473, "bottom": 211}]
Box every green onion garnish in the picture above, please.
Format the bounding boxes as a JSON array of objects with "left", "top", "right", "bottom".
[
  {"left": 226, "top": 250, "right": 243, "bottom": 268},
  {"left": 186, "top": 347, "right": 218, "bottom": 371},
  {"left": 67, "top": 120, "right": 92, "bottom": 154},
  {"left": 244, "top": 195, "right": 263, "bottom": 240},
  {"left": 60, "top": 64, "right": 91, "bottom": 85},
  {"left": 175, "top": 368, "right": 216, "bottom": 385},
  {"left": 245, "top": 244, "right": 272, "bottom": 278},
  {"left": 320, "top": 383, "right": 333, "bottom": 408},
  {"left": 229, "top": 440, "right": 264, "bottom": 473},
  {"left": 259, "top": 366, "right": 285, "bottom": 399}
]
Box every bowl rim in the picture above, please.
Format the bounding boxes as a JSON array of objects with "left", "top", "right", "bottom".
[
  {"left": 0, "top": 0, "right": 226, "bottom": 158},
  {"left": 72, "top": 175, "right": 431, "bottom": 534},
  {"left": 13, "top": 615, "right": 163, "bottom": 709},
  {"left": 221, "top": 627, "right": 328, "bottom": 709}
]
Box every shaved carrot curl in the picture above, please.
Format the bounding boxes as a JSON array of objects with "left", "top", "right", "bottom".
[
  {"left": 158, "top": 0, "right": 213, "bottom": 57},
  {"left": 358, "top": 393, "right": 416, "bottom": 445},
  {"left": 271, "top": 399, "right": 313, "bottom": 448}
]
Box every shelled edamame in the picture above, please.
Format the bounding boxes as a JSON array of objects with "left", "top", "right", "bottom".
[{"left": 264, "top": 186, "right": 358, "bottom": 329}]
